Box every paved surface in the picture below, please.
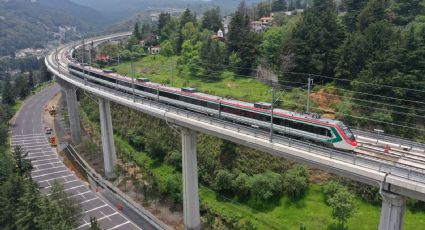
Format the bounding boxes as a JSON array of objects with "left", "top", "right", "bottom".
[{"left": 11, "top": 85, "right": 141, "bottom": 230}]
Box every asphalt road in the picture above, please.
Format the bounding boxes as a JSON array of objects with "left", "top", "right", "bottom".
[{"left": 11, "top": 85, "right": 141, "bottom": 230}]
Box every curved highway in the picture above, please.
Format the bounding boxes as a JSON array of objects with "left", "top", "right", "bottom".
[
  {"left": 11, "top": 85, "right": 142, "bottom": 230},
  {"left": 46, "top": 33, "right": 425, "bottom": 202}
]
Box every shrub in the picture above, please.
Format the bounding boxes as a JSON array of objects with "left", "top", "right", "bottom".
[
  {"left": 232, "top": 173, "right": 252, "bottom": 199},
  {"left": 283, "top": 166, "right": 309, "bottom": 199},
  {"left": 328, "top": 187, "right": 357, "bottom": 225},
  {"left": 213, "top": 169, "right": 235, "bottom": 194},
  {"left": 251, "top": 171, "right": 283, "bottom": 201},
  {"left": 323, "top": 180, "right": 343, "bottom": 204}
]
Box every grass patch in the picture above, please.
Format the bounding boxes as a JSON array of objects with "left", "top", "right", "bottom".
[
  {"left": 201, "top": 184, "right": 425, "bottom": 230},
  {"left": 108, "top": 55, "right": 273, "bottom": 103}
]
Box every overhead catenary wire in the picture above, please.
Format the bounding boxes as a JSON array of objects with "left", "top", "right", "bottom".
[{"left": 175, "top": 59, "right": 425, "bottom": 94}]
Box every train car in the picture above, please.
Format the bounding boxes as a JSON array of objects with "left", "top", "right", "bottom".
[{"left": 67, "top": 62, "right": 357, "bottom": 151}]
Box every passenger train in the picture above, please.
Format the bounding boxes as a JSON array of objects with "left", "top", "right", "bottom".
[{"left": 67, "top": 61, "right": 357, "bottom": 151}]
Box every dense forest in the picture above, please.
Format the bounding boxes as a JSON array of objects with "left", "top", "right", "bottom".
[{"left": 0, "top": 0, "right": 104, "bottom": 56}]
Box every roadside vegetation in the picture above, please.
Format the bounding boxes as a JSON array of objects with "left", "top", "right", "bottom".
[
  {"left": 0, "top": 60, "right": 83, "bottom": 229},
  {"left": 80, "top": 94, "right": 425, "bottom": 229}
]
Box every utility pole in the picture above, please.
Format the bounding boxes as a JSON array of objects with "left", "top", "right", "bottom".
[
  {"left": 270, "top": 85, "right": 275, "bottom": 143},
  {"left": 306, "top": 76, "right": 313, "bottom": 114},
  {"left": 89, "top": 48, "right": 92, "bottom": 66},
  {"left": 131, "top": 58, "right": 135, "bottom": 102},
  {"left": 170, "top": 60, "right": 174, "bottom": 87}
]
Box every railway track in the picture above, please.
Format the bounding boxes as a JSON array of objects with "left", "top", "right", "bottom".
[
  {"left": 356, "top": 142, "right": 425, "bottom": 170},
  {"left": 53, "top": 38, "right": 425, "bottom": 178}
]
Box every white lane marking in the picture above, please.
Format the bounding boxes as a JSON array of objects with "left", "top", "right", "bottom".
[
  {"left": 14, "top": 142, "right": 49, "bottom": 147},
  {"left": 83, "top": 204, "right": 108, "bottom": 214},
  {"left": 76, "top": 212, "right": 119, "bottom": 229},
  {"left": 47, "top": 184, "right": 85, "bottom": 195},
  {"left": 31, "top": 157, "right": 59, "bottom": 163},
  {"left": 12, "top": 133, "right": 45, "bottom": 138},
  {"left": 32, "top": 165, "right": 65, "bottom": 173},
  {"left": 38, "top": 174, "right": 74, "bottom": 183},
  {"left": 100, "top": 210, "right": 113, "bottom": 221},
  {"left": 74, "top": 197, "right": 99, "bottom": 206},
  {"left": 68, "top": 190, "right": 91, "bottom": 199},
  {"left": 27, "top": 154, "right": 57, "bottom": 160},
  {"left": 107, "top": 221, "right": 131, "bottom": 230},
  {"left": 32, "top": 169, "right": 69, "bottom": 178},
  {"left": 33, "top": 161, "right": 62, "bottom": 167}
]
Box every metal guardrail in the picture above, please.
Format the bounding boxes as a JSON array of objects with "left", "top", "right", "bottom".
[
  {"left": 47, "top": 39, "right": 425, "bottom": 189},
  {"left": 57, "top": 66, "right": 425, "bottom": 185},
  {"left": 64, "top": 145, "right": 169, "bottom": 230}
]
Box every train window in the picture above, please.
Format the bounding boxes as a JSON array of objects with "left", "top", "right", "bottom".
[
  {"left": 338, "top": 122, "right": 355, "bottom": 141},
  {"left": 159, "top": 91, "right": 180, "bottom": 100}
]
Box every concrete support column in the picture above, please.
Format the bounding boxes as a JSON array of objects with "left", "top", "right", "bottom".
[
  {"left": 99, "top": 98, "right": 117, "bottom": 179},
  {"left": 379, "top": 192, "right": 406, "bottom": 230},
  {"left": 181, "top": 128, "right": 201, "bottom": 230},
  {"left": 62, "top": 83, "right": 82, "bottom": 145}
]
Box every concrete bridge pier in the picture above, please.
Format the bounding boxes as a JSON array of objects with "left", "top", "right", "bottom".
[
  {"left": 379, "top": 192, "right": 406, "bottom": 230},
  {"left": 99, "top": 98, "right": 117, "bottom": 179},
  {"left": 58, "top": 78, "right": 82, "bottom": 145},
  {"left": 181, "top": 127, "right": 201, "bottom": 230}
]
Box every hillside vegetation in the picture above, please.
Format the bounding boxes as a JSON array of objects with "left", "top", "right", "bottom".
[{"left": 0, "top": 0, "right": 104, "bottom": 56}]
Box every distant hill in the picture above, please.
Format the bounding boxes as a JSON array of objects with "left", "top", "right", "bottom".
[
  {"left": 0, "top": 0, "right": 105, "bottom": 56},
  {"left": 70, "top": 0, "right": 265, "bottom": 20}
]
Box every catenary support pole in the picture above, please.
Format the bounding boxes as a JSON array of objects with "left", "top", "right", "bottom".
[
  {"left": 379, "top": 192, "right": 406, "bottom": 230},
  {"left": 99, "top": 98, "right": 117, "bottom": 179},
  {"left": 307, "top": 76, "right": 313, "bottom": 113},
  {"left": 181, "top": 127, "right": 201, "bottom": 230},
  {"left": 270, "top": 85, "right": 275, "bottom": 142}
]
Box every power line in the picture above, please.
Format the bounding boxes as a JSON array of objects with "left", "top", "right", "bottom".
[
  {"left": 286, "top": 101, "right": 425, "bottom": 133},
  {"left": 315, "top": 85, "right": 425, "bottom": 106},
  {"left": 248, "top": 76, "right": 425, "bottom": 115},
  {"left": 181, "top": 59, "right": 425, "bottom": 95}
]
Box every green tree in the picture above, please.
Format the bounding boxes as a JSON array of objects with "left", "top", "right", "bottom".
[
  {"left": 392, "top": 0, "right": 425, "bottom": 26},
  {"left": 141, "top": 24, "right": 154, "bottom": 45},
  {"left": 232, "top": 173, "right": 251, "bottom": 198},
  {"left": 227, "top": 8, "right": 260, "bottom": 75},
  {"left": 256, "top": 2, "right": 272, "bottom": 18},
  {"left": 181, "top": 22, "right": 198, "bottom": 42},
  {"left": 160, "top": 40, "right": 174, "bottom": 57},
  {"left": 202, "top": 7, "right": 222, "bottom": 32},
  {"left": 272, "top": 0, "right": 287, "bottom": 12},
  {"left": 283, "top": 165, "right": 309, "bottom": 199},
  {"left": 158, "top": 12, "right": 171, "bottom": 33},
  {"left": 2, "top": 76, "right": 15, "bottom": 105},
  {"left": 177, "top": 40, "right": 202, "bottom": 78},
  {"left": 250, "top": 171, "right": 283, "bottom": 201},
  {"left": 28, "top": 70, "right": 35, "bottom": 89},
  {"left": 357, "top": 0, "right": 390, "bottom": 31},
  {"left": 133, "top": 22, "right": 141, "bottom": 40},
  {"left": 13, "top": 146, "right": 33, "bottom": 178},
  {"left": 200, "top": 37, "right": 226, "bottom": 81},
  {"left": 284, "top": 0, "right": 344, "bottom": 82},
  {"left": 343, "top": 0, "right": 368, "bottom": 32},
  {"left": 88, "top": 216, "right": 102, "bottom": 230},
  {"left": 328, "top": 187, "right": 357, "bottom": 226},
  {"left": 180, "top": 8, "right": 196, "bottom": 28},
  {"left": 0, "top": 175, "right": 27, "bottom": 229},
  {"left": 37, "top": 181, "right": 81, "bottom": 229},
  {"left": 260, "top": 27, "right": 283, "bottom": 69},
  {"left": 16, "top": 182, "right": 42, "bottom": 230},
  {"left": 213, "top": 169, "right": 235, "bottom": 194}
]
